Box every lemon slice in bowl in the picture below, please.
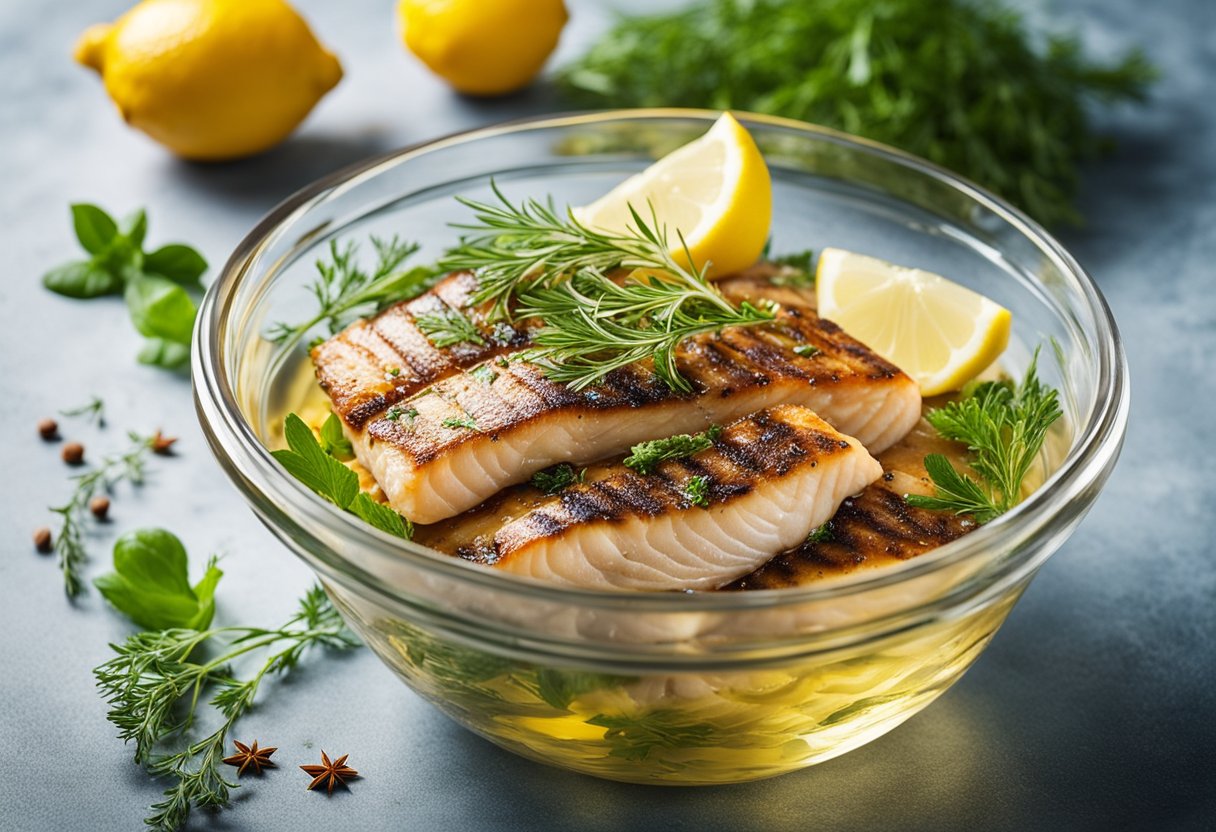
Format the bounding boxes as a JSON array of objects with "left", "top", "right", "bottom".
[
  {"left": 575, "top": 112, "right": 772, "bottom": 277},
  {"left": 816, "top": 248, "right": 1012, "bottom": 396}
]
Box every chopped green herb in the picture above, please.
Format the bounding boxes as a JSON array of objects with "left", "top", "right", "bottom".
[
  {"left": 385, "top": 365, "right": 401, "bottom": 377},
  {"left": 683, "top": 475, "right": 711, "bottom": 508},
  {"left": 530, "top": 463, "right": 586, "bottom": 495},
  {"left": 906, "top": 352, "right": 1062, "bottom": 523},
  {"left": 769, "top": 250, "right": 816, "bottom": 288},
  {"left": 805, "top": 524, "right": 833, "bottom": 544},
  {"left": 93, "top": 528, "right": 223, "bottom": 631},
  {"left": 385, "top": 405, "right": 419, "bottom": 425},
  {"left": 793, "top": 344, "right": 820, "bottom": 357},
  {"left": 495, "top": 355, "right": 511, "bottom": 368},
  {"left": 469, "top": 364, "right": 498, "bottom": 385},
  {"left": 558, "top": 0, "right": 1156, "bottom": 227},
  {"left": 624, "top": 425, "right": 722, "bottom": 474},
  {"left": 441, "top": 415, "right": 479, "bottom": 431},
  {"left": 415, "top": 307, "right": 486, "bottom": 348},
  {"left": 588, "top": 711, "right": 718, "bottom": 762},
  {"left": 273, "top": 413, "right": 411, "bottom": 538}
]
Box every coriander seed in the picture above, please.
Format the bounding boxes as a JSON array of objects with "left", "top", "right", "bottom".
[
  {"left": 90, "top": 496, "right": 111, "bottom": 520},
  {"left": 34, "top": 527, "right": 53, "bottom": 553},
  {"left": 62, "top": 441, "right": 85, "bottom": 465},
  {"left": 38, "top": 418, "right": 60, "bottom": 440}
]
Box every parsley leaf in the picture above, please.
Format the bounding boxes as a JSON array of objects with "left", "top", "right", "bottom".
[{"left": 93, "top": 528, "right": 223, "bottom": 631}]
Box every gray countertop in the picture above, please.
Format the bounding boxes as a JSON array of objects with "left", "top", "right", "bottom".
[{"left": 1, "top": 1, "right": 1213, "bottom": 830}]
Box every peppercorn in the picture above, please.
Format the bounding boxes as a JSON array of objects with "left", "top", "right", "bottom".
[
  {"left": 62, "top": 441, "right": 85, "bottom": 465},
  {"left": 38, "top": 418, "right": 59, "bottom": 441},
  {"left": 90, "top": 496, "right": 111, "bottom": 520},
  {"left": 34, "top": 527, "right": 53, "bottom": 553}
]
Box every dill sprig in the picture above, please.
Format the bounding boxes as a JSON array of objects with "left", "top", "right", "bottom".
[
  {"left": 558, "top": 0, "right": 1155, "bottom": 227},
  {"left": 268, "top": 236, "right": 438, "bottom": 351},
  {"left": 906, "top": 353, "right": 1062, "bottom": 523},
  {"left": 442, "top": 186, "right": 776, "bottom": 391},
  {"left": 50, "top": 431, "right": 158, "bottom": 596},
  {"left": 624, "top": 425, "right": 722, "bottom": 474},
  {"left": 94, "top": 585, "right": 359, "bottom": 832},
  {"left": 530, "top": 463, "right": 585, "bottom": 495}
]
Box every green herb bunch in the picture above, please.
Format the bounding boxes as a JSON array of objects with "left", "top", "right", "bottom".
[
  {"left": 95, "top": 585, "right": 359, "bottom": 832},
  {"left": 907, "top": 353, "right": 1062, "bottom": 523},
  {"left": 559, "top": 0, "right": 1155, "bottom": 226},
  {"left": 42, "top": 204, "right": 207, "bottom": 369}
]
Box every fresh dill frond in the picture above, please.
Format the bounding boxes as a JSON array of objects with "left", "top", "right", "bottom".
[
  {"left": 440, "top": 186, "right": 777, "bottom": 391},
  {"left": 50, "top": 431, "right": 160, "bottom": 596},
  {"left": 530, "top": 463, "right": 586, "bottom": 495},
  {"left": 267, "top": 236, "right": 438, "bottom": 351},
  {"left": 906, "top": 352, "right": 1062, "bottom": 522},
  {"left": 624, "top": 425, "right": 722, "bottom": 475},
  {"left": 95, "top": 585, "right": 359, "bottom": 832},
  {"left": 414, "top": 307, "right": 486, "bottom": 348}
]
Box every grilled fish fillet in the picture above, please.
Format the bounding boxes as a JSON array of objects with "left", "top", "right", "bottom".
[
  {"left": 413, "top": 406, "right": 881, "bottom": 590},
  {"left": 312, "top": 270, "right": 920, "bottom": 524}
]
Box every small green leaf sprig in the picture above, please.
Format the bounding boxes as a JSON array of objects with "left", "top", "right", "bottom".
[
  {"left": 94, "top": 528, "right": 223, "bottom": 631},
  {"left": 42, "top": 204, "right": 207, "bottom": 369}
]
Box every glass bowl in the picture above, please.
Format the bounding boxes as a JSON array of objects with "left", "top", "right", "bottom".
[{"left": 193, "top": 109, "right": 1128, "bottom": 785}]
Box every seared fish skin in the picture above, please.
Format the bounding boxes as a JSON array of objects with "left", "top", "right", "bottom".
[
  {"left": 313, "top": 270, "right": 920, "bottom": 523},
  {"left": 425, "top": 406, "right": 881, "bottom": 591}
]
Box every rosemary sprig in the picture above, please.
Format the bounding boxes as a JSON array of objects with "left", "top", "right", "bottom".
[
  {"left": 441, "top": 186, "right": 776, "bottom": 391},
  {"left": 267, "top": 236, "right": 438, "bottom": 351},
  {"left": 50, "top": 431, "right": 159, "bottom": 596},
  {"left": 906, "top": 353, "right": 1062, "bottom": 522},
  {"left": 94, "top": 586, "right": 359, "bottom": 832},
  {"left": 415, "top": 307, "right": 485, "bottom": 348}
]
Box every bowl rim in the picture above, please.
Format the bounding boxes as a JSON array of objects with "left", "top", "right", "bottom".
[{"left": 194, "top": 107, "right": 1129, "bottom": 614}]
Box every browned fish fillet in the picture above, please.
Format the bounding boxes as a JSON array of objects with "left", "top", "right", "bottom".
[
  {"left": 312, "top": 269, "right": 921, "bottom": 524},
  {"left": 414, "top": 406, "right": 881, "bottom": 590}
]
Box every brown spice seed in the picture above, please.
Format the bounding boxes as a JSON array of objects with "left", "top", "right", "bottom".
[
  {"left": 38, "top": 418, "right": 59, "bottom": 441},
  {"left": 151, "top": 431, "right": 177, "bottom": 456},
  {"left": 34, "top": 527, "right": 52, "bottom": 553},
  {"left": 90, "top": 496, "right": 111, "bottom": 520},
  {"left": 62, "top": 442, "right": 85, "bottom": 465}
]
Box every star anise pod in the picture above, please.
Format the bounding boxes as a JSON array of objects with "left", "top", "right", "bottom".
[
  {"left": 150, "top": 430, "right": 177, "bottom": 456},
  {"left": 222, "top": 739, "right": 277, "bottom": 776},
  {"left": 300, "top": 750, "right": 359, "bottom": 794}
]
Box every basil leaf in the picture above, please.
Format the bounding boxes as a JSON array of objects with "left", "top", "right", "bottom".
[
  {"left": 137, "top": 337, "right": 191, "bottom": 370},
  {"left": 271, "top": 413, "right": 360, "bottom": 508},
  {"left": 93, "top": 528, "right": 223, "bottom": 630},
  {"left": 350, "top": 492, "right": 409, "bottom": 538},
  {"left": 125, "top": 273, "right": 197, "bottom": 345},
  {"left": 71, "top": 203, "right": 119, "bottom": 255},
  {"left": 144, "top": 244, "right": 208, "bottom": 290},
  {"left": 320, "top": 413, "right": 354, "bottom": 461},
  {"left": 42, "top": 260, "right": 123, "bottom": 298},
  {"left": 122, "top": 209, "right": 148, "bottom": 249}
]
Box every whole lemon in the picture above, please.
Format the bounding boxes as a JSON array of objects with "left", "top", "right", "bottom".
[
  {"left": 74, "top": 0, "right": 343, "bottom": 161},
  {"left": 399, "top": 0, "right": 568, "bottom": 96}
]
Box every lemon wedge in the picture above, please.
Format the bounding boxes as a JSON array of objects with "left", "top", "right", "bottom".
[
  {"left": 576, "top": 112, "right": 772, "bottom": 277},
  {"left": 816, "top": 248, "right": 1012, "bottom": 396}
]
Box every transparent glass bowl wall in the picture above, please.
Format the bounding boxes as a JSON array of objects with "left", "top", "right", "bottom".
[{"left": 195, "top": 110, "right": 1128, "bottom": 784}]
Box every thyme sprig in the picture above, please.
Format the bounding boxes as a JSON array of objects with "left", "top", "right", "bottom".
[
  {"left": 268, "top": 236, "right": 438, "bottom": 351},
  {"left": 94, "top": 586, "right": 359, "bottom": 832},
  {"left": 442, "top": 187, "right": 776, "bottom": 391},
  {"left": 50, "top": 431, "right": 160, "bottom": 596},
  {"left": 906, "top": 353, "right": 1062, "bottom": 522},
  {"left": 60, "top": 395, "right": 107, "bottom": 426}
]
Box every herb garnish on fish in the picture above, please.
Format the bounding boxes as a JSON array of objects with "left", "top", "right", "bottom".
[
  {"left": 906, "top": 354, "right": 1061, "bottom": 523},
  {"left": 623, "top": 425, "right": 723, "bottom": 475},
  {"left": 530, "top": 463, "right": 585, "bottom": 495},
  {"left": 440, "top": 186, "right": 776, "bottom": 392}
]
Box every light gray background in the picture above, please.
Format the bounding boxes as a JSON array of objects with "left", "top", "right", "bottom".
[{"left": 1, "top": 1, "right": 1212, "bottom": 830}]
